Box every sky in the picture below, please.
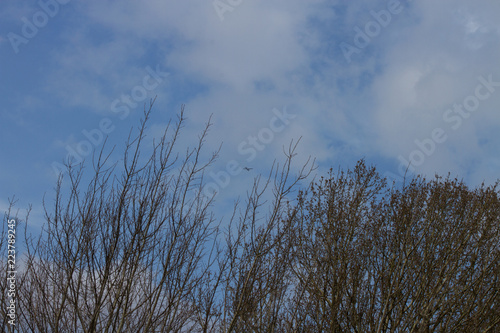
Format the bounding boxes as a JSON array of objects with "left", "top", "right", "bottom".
[{"left": 1, "top": 0, "right": 500, "bottom": 227}]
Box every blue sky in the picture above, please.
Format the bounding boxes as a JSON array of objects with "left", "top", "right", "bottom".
[{"left": 1, "top": 0, "right": 500, "bottom": 226}]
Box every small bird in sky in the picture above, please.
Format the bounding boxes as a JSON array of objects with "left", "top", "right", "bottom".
[{"left": 243, "top": 167, "right": 253, "bottom": 171}]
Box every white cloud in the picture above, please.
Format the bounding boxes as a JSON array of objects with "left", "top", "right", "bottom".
[
  {"left": 9, "top": 0, "right": 498, "bottom": 203},
  {"left": 362, "top": 0, "right": 500, "bottom": 183}
]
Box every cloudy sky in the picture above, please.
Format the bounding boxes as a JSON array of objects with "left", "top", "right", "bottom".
[{"left": 1, "top": 0, "right": 500, "bottom": 225}]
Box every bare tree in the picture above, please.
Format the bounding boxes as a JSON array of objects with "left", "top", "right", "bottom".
[
  {"left": 289, "top": 161, "right": 500, "bottom": 332},
  {"left": 4, "top": 100, "right": 314, "bottom": 333},
  {"left": 2, "top": 101, "right": 499, "bottom": 332},
  {"left": 13, "top": 100, "right": 222, "bottom": 332},
  {"left": 218, "top": 140, "right": 315, "bottom": 332}
]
